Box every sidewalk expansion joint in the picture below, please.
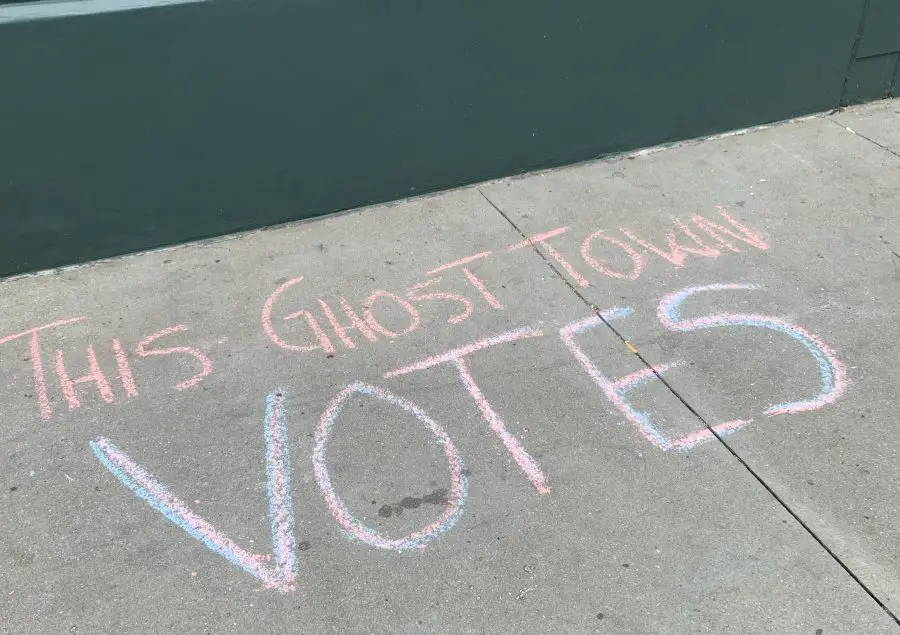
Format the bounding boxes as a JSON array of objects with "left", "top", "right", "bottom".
[{"left": 830, "top": 115, "right": 900, "bottom": 160}]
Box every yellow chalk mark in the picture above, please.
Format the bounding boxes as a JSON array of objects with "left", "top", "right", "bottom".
[{"left": 625, "top": 341, "right": 638, "bottom": 353}]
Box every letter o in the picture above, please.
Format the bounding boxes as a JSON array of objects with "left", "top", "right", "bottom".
[
  {"left": 363, "top": 291, "right": 420, "bottom": 338},
  {"left": 312, "top": 382, "right": 468, "bottom": 551},
  {"left": 580, "top": 230, "right": 644, "bottom": 281}
]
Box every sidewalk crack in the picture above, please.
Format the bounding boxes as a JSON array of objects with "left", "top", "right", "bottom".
[{"left": 830, "top": 115, "right": 900, "bottom": 160}]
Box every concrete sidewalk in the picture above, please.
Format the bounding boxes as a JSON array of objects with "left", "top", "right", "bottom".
[{"left": 1, "top": 99, "right": 899, "bottom": 633}]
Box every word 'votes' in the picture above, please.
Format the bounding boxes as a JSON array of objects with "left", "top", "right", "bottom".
[
  {"left": 92, "top": 281, "right": 846, "bottom": 592},
  {"left": 2, "top": 208, "right": 765, "bottom": 422}
]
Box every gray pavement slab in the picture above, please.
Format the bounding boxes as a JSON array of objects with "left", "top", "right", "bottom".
[
  {"left": 481, "top": 99, "right": 900, "bottom": 617},
  {"left": 835, "top": 98, "right": 900, "bottom": 156},
  {"left": 2, "top": 103, "right": 900, "bottom": 633}
]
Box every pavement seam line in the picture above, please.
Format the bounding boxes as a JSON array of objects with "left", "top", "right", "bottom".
[
  {"left": 829, "top": 115, "right": 900, "bottom": 160},
  {"left": 477, "top": 187, "right": 900, "bottom": 626}
]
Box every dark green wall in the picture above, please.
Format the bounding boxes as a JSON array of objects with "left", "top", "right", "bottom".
[
  {"left": 843, "top": 0, "right": 900, "bottom": 103},
  {"left": 0, "top": 0, "right": 892, "bottom": 277}
]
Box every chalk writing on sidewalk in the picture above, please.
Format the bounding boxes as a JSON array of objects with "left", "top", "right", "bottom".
[
  {"left": 91, "top": 391, "right": 298, "bottom": 592},
  {"left": 657, "top": 283, "right": 846, "bottom": 415},
  {"left": 90, "top": 280, "right": 847, "bottom": 591},
  {"left": 0, "top": 208, "right": 847, "bottom": 591},
  {"left": 0, "top": 320, "right": 213, "bottom": 421},
  {"left": 260, "top": 208, "right": 766, "bottom": 357},
  {"left": 0, "top": 208, "right": 765, "bottom": 421},
  {"left": 313, "top": 382, "right": 468, "bottom": 552},
  {"left": 559, "top": 307, "right": 752, "bottom": 451}
]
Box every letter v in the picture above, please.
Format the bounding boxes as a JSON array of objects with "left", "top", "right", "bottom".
[{"left": 90, "top": 392, "right": 298, "bottom": 592}]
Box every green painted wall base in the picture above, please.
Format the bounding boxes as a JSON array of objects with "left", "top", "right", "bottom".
[{"left": 0, "top": 0, "right": 896, "bottom": 277}]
